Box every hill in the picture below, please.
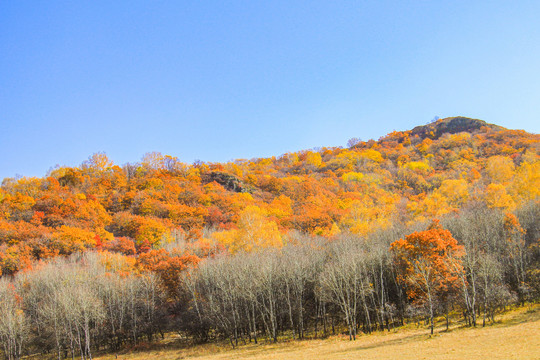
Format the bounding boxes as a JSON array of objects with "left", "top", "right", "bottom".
[
  {"left": 0, "top": 116, "right": 538, "bottom": 274},
  {"left": 0, "top": 116, "right": 538, "bottom": 360}
]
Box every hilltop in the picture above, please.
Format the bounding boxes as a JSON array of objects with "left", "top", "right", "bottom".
[{"left": 409, "top": 116, "right": 504, "bottom": 140}]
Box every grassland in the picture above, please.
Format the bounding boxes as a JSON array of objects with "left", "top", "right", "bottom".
[{"left": 96, "top": 305, "right": 540, "bottom": 360}]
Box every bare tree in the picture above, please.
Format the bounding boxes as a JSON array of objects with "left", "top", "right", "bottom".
[
  {"left": 0, "top": 279, "right": 28, "bottom": 360},
  {"left": 280, "top": 241, "right": 325, "bottom": 339},
  {"left": 443, "top": 205, "right": 505, "bottom": 327},
  {"left": 318, "top": 235, "right": 373, "bottom": 340}
]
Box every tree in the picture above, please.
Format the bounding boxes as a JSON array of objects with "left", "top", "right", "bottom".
[
  {"left": 0, "top": 280, "right": 28, "bottom": 360},
  {"left": 280, "top": 241, "right": 324, "bottom": 339},
  {"left": 503, "top": 213, "right": 529, "bottom": 301},
  {"left": 477, "top": 252, "right": 514, "bottom": 326},
  {"left": 318, "top": 235, "right": 373, "bottom": 340},
  {"left": 443, "top": 205, "right": 505, "bottom": 327},
  {"left": 212, "top": 206, "right": 282, "bottom": 253},
  {"left": 347, "top": 137, "right": 362, "bottom": 148},
  {"left": 390, "top": 221, "right": 465, "bottom": 334},
  {"left": 82, "top": 152, "right": 114, "bottom": 172},
  {"left": 486, "top": 156, "right": 514, "bottom": 184},
  {"left": 137, "top": 249, "right": 200, "bottom": 300}
]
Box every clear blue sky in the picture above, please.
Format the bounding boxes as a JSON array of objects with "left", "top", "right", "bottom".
[{"left": 1, "top": 1, "right": 539, "bottom": 179}]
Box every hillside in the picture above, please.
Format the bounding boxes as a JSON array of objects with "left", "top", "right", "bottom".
[
  {"left": 0, "top": 116, "right": 539, "bottom": 360},
  {"left": 0, "top": 117, "right": 538, "bottom": 274}
]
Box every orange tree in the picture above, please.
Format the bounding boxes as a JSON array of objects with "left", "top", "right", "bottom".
[
  {"left": 138, "top": 248, "right": 200, "bottom": 300},
  {"left": 390, "top": 220, "right": 465, "bottom": 334}
]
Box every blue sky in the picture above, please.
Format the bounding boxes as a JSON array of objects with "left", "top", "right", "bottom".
[{"left": 1, "top": 1, "right": 539, "bottom": 179}]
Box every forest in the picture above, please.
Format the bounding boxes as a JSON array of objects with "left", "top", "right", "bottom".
[{"left": 0, "top": 116, "right": 538, "bottom": 360}]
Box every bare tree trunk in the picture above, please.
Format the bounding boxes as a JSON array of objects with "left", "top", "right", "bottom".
[
  {"left": 428, "top": 292, "right": 434, "bottom": 335},
  {"left": 252, "top": 303, "right": 258, "bottom": 344}
]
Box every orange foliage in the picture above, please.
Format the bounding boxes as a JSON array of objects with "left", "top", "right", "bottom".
[
  {"left": 390, "top": 221, "right": 465, "bottom": 301},
  {"left": 138, "top": 248, "right": 200, "bottom": 298},
  {"left": 102, "top": 236, "right": 137, "bottom": 255}
]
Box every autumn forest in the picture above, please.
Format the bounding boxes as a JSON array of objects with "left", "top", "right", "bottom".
[{"left": 0, "top": 117, "right": 539, "bottom": 360}]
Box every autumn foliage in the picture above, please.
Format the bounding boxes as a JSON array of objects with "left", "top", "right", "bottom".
[
  {"left": 0, "top": 117, "right": 538, "bottom": 359},
  {"left": 0, "top": 117, "right": 538, "bottom": 276},
  {"left": 391, "top": 221, "right": 465, "bottom": 298},
  {"left": 391, "top": 221, "right": 465, "bottom": 333}
]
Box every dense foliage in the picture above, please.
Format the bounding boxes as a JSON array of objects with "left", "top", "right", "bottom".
[{"left": 0, "top": 117, "right": 538, "bottom": 359}]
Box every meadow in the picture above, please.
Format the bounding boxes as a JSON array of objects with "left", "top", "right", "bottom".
[{"left": 95, "top": 305, "right": 540, "bottom": 360}]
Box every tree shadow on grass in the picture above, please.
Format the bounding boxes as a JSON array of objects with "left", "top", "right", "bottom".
[
  {"left": 338, "top": 306, "right": 540, "bottom": 355},
  {"left": 333, "top": 332, "right": 430, "bottom": 354},
  {"left": 490, "top": 306, "right": 540, "bottom": 329}
]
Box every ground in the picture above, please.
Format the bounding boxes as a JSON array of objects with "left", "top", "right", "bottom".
[{"left": 95, "top": 305, "right": 540, "bottom": 360}]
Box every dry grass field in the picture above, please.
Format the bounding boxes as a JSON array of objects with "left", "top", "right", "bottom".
[{"left": 96, "top": 305, "right": 540, "bottom": 360}]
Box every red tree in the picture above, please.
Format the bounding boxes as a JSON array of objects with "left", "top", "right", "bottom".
[{"left": 390, "top": 220, "right": 465, "bottom": 334}]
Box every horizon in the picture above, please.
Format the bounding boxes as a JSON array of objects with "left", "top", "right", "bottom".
[{"left": 2, "top": 1, "right": 540, "bottom": 179}]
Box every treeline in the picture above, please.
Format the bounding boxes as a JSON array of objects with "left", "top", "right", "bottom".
[{"left": 0, "top": 201, "right": 538, "bottom": 360}]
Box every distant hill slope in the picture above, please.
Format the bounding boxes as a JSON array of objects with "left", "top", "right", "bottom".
[{"left": 0, "top": 116, "right": 538, "bottom": 274}]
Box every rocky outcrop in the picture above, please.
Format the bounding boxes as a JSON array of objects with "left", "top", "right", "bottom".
[
  {"left": 410, "top": 116, "right": 503, "bottom": 140},
  {"left": 202, "top": 171, "right": 253, "bottom": 193}
]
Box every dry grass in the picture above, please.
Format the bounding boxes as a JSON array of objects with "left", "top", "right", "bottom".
[{"left": 96, "top": 305, "right": 540, "bottom": 360}]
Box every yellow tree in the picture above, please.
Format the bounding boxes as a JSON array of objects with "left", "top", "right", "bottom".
[
  {"left": 340, "top": 186, "right": 398, "bottom": 236},
  {"left": 437, "top": 179, "right": 469, "bottom": 208},
  {"left": 213, "top": 205, "right": 282, "bottom": 253},
  {"left": 486, "top": 156, "right": 514, "bottom": 183},
  {"left": 82, "top": 152, "right": 114, "bottom": 171},
  {"left": 484, "top": 184, "right": 515, "bottom": 210},
  {"left": 509, "top": 160, "right": 540, "bottom": 203},
  {"left": 304, "top": 151, "right": 322, "bottom": 168}
]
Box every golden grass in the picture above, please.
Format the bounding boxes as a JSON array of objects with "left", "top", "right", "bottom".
[{"left": 96, "top": 305, "right": 540, "bottom": 360}]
